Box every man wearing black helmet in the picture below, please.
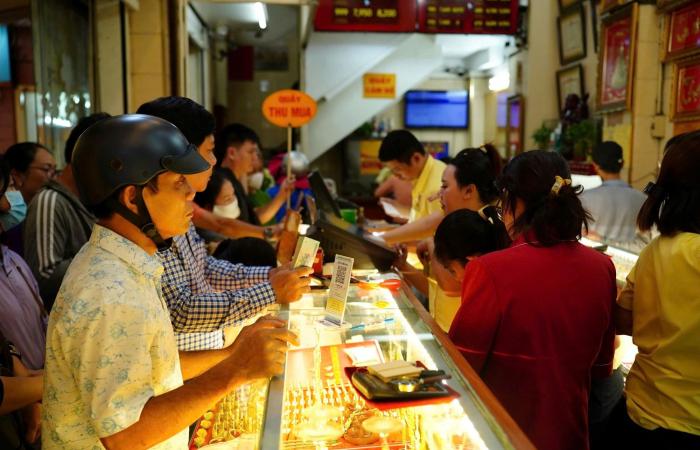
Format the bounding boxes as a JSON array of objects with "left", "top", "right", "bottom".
[
  {"left": 42, "top": 115, "right": 298, "bottom": 449},
  {"left": 137, "top": 96, "right": 312, "bottom": 352}
]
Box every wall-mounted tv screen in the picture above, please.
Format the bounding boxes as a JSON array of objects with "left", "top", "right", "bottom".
[
  {"left": 404, "top": 90, "right": 468, "bottom": 129},
  {"left": 0, "top": 26, "right": 10, "bottom": 84}
]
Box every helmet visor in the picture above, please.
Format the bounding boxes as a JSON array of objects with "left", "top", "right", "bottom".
[{"left": 161, "top": 144, "right": 211, "bottom": 175}]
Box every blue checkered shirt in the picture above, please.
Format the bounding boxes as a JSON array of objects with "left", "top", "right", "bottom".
[{"left": 158, "top": 224, "right": 275, "bottom": 351}]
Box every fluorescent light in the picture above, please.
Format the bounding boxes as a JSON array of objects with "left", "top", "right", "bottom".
[
  {"left": 488, "top": 72, "right": 510, "bottom": 92},
  {"left": 254, "top": 2, "right": 267, "bottom": 30}
]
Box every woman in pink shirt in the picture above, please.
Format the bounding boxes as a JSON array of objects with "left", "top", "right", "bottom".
[{"left": 448, "top": 150, "right": 617, "bottom": 450}]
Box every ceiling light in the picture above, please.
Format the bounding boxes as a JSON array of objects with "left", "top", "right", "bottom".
[
  {"left": 488, "top": 72, "right": 510, "bottom": 92},
  {"left": 254, "top": 2, "right": 268, "bottom": 30}
]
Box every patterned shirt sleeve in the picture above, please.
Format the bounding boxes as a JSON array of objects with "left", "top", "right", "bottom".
[
  {"left": 205, "top": 255, "right": 271, "bottom": 291},
  {"left": 160, "top": 249, "right": 276, "bottom": 334}
]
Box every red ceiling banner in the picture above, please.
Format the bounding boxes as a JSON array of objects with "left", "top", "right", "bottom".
[
  {"left": 314, "top": 0, "right": 519, "bottom": 35},
  {"left": 418, "top": 0, "right": 518, "bottom": 34},
  {"left": 314, "top": 0, "right": 417, "bottom": 32}
]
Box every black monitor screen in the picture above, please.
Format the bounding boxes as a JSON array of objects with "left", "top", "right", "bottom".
[{"left": 308, "top": 171, "right": 342, "bottom": 219}]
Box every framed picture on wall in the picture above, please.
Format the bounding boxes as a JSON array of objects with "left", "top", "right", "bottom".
[
  {"left": 664, "top": 2, "right": 700, "bottom": 61},
  {"left": 590, "top": 0, "right": 599, "bottom": 52},
  {"left": 671, "top": 55, "right": 700, "bottom": 122},
  {"left": 597, "top": 3, "right": 638, "bottom": 112},
  {"left": 600, "top": 0, "right": 621, "bottom": 14},
  {"left": 657, "top": 0, "right": 694, "bottom": 13},
  {"left": 557, "top": 4, "right": 587, "bottom": 65},
  {"left": 558, "top": 0, "right": 581, "bottom": 11},
  {"left": 506, "top": 95, "right": 525, "bottom": 158},
  {"left": 556, "top": 64, "right": 585, "bottom": 112}
]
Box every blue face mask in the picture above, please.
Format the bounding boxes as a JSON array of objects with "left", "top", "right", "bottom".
[{"left": 0, "top": 190, "right": 27, "bottom": 231}]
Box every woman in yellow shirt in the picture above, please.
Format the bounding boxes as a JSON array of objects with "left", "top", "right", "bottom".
[{"left": 612, "top": 130, "right": 700, "bottom": 449}]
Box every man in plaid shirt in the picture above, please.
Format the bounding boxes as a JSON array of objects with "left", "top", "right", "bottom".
[{"left": 138, "top": 97, "right": 311, "bottom": 351}]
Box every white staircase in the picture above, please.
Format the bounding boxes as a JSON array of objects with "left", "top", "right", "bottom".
[{"left": 301, "top": 32, "right": 444, "bottom": 161}]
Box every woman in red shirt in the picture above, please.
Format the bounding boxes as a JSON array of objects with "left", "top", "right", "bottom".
[{"left": 448, "top": 150, "right": 616, "bottom": 450}]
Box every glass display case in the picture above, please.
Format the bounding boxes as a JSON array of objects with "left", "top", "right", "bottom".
[{"left": 190, "top": 274, "right": 533, "bottom": 450}]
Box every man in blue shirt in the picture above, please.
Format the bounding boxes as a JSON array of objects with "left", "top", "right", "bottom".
[
  {"left": 581, "top": 141, "right": 646, "bottom": 245},
  {"left": 137, "top": 97, "right": 311, "bottom": 351}
]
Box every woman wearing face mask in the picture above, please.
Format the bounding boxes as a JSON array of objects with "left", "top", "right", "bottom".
[
  {"left": 4, "top": 142, "right": 56, "bottom": 206},
  {"left": 195, "top": 168, "right": 241, "bottom": 244},
  {"left": 0, "top": 155, "right": 48, "bottom": 375},
  {"left": 195, "top": 168, "right": 275, "bottom": 262},
  {"left": 0, "top": 158, "right": 28, "bottom": 256}
]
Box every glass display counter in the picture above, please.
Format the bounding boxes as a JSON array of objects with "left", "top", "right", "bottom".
[
  {"left": 190, "top": 274, "right": 533, "bottom": 450},
  {"left": 579, "top": 237, "right": 639, "bottom": 287}
]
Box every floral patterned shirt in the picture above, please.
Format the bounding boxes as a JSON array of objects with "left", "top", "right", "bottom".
[{"left": 42, "top": 225, "right": 187, "bottom": 449}]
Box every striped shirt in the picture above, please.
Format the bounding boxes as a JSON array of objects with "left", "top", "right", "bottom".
[
  {"left": 23, "top": 180, "right": 94, "bottom": 309},
  {"left": 158, "top": 224, "right": 275, "bottom": 351}
]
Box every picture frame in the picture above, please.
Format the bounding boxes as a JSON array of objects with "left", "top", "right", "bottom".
[
  {"left": 557, "top": 4, "right": 587, "bottom": 65},
  {"left": 556, "top": 64, "right": 585, "bottom": 112},
  {"left": 506, "top": 95, "right": 525, "bottom": 158},
  {"left": 558, "top": 0, "right": 581, "bottom": 12},
  {"left": 670, "top": 54, "right": 700, "bottom": 122},
  {"left": 657, "top": 0, "right": 693, "bottom": 13},
  {"left": 599, "top": 0, "right": 622, "bottom": 14},
  {"left": 663, "top": 2, "right": 700, "bottom": 61},
  {"left": 597, "top": 3, "right": 638, "bottom": 112},
  {"left": 590, "top": 0, "right": 599, "bottom": 52}
]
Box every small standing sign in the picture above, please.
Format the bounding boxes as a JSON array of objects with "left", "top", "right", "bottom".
[{"left": 323, "top": 255, "right": 354, "bottom": 326}]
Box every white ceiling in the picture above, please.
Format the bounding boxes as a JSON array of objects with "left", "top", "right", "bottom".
[
  {"left": 190, "top": 1, "right": 511, "bottom": 70},
  {"left": 190, "top": 1, "right": 298, "bottom": 45}
]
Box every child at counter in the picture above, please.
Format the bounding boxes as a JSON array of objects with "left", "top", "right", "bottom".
[
  {"left": 432, "top": 207, "right": 510, "bottom": 285},
  {"left": 611, "top": 130, "right": 700, "bottom": 448},
  {"left": 448, "top": 150, "right": 617, "bottom": 450}
]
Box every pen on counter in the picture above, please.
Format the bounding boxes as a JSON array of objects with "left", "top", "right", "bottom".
[{"left": 350, "top": 317, "right": 395, "bottom": 331}]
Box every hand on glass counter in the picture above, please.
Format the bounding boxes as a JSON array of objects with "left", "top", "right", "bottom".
[
  {"left": 227, "top": 316, "right": 299, "bottom": 380},
  {"left": 270, "top": 263, "right": 314, "bottom": 304}
]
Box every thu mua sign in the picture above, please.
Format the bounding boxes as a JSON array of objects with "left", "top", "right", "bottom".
[{"left": 262, "top": 89, "right": 317, "bottom": 128}]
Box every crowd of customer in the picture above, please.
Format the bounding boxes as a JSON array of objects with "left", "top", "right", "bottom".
[{"left": 0, "top": 96, "right": 697, "bottom": 450}]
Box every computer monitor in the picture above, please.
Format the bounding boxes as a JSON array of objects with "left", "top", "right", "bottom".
[
  {"left": 308, "top": 212, "right": 397, "bottom": 271},
  {"left": 308, "top": 170, "right": 342, "bottom": 219}
]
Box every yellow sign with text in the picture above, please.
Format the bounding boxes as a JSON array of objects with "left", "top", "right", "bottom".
[
  {"left": 262, "top": 89, "right": 317, "bottom": 128},
  {"left": 363, "top": 73, "right": 396, "bottom": 99}
]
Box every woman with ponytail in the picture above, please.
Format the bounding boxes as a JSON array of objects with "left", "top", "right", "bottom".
[
  {"left": 380, "top": 144, "right": 502, "bottom": 244},
  {"left": 448, "top": 150, "right": 617, "bottom": 450},
  {"left": 433, "top": 206, "right": 510, "bottom": 282},
  {"left": 381, "top": 144, "right": 503, "bottom": 330},
  {"left": 610, "top": 131, "right": 700, "bottom": 449}
]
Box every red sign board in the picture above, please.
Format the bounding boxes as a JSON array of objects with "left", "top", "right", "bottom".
[
  {"left": 314, "top": 0, "right": 417, "bottom": 32},
  {"left": 314, "top": 0, "right": 518, "bottom": 34},
  {"left": 417, "top": 0, "right": 518, "bottom": 34}
]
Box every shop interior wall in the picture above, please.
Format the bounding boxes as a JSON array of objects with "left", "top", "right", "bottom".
[
  {"left": 127, "top": 0, "right": 171, "bottom": 111},
  {"left": 376, "top": 76, "right": 471, "bottom": 156},
  {"left": 512, "top": 0, "right": 673, "bottom": 189},
  {"left": 94, "top": 0, "right": 125, "bottom": 115},
  {"left": 225, "top": 32, "right": 300, "bottom": 153}
]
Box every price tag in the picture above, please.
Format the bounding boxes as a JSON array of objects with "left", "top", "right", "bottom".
[{"left": 323, "top": 255, "right": 354, "bottom": 326}]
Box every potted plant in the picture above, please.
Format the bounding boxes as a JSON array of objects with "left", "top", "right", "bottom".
[
  {"left": 532, "top": 123, "right": 554, "bottom": 150},
  {"left": 564, "top": 119, "right": 598, "bottom": 160}
]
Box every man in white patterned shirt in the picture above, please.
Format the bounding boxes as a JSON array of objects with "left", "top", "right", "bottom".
[
  {"left": 137, "top": 97, "right": 311, "bottom": 350},
  {"left": 43, "top": 115, "right": 297, "bottom": 449}
]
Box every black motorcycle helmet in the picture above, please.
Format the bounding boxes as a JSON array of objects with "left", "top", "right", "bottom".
[{"left": 72, "top": 114, "right": 209, "bottom": 249}]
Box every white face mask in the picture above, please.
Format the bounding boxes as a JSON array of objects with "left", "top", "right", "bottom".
[
  {"left": 248, "top": 171, "right": 264, "bottom": 191},
  {"left": 213, "top": 198, "right": 240, "bottom": 220}
]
